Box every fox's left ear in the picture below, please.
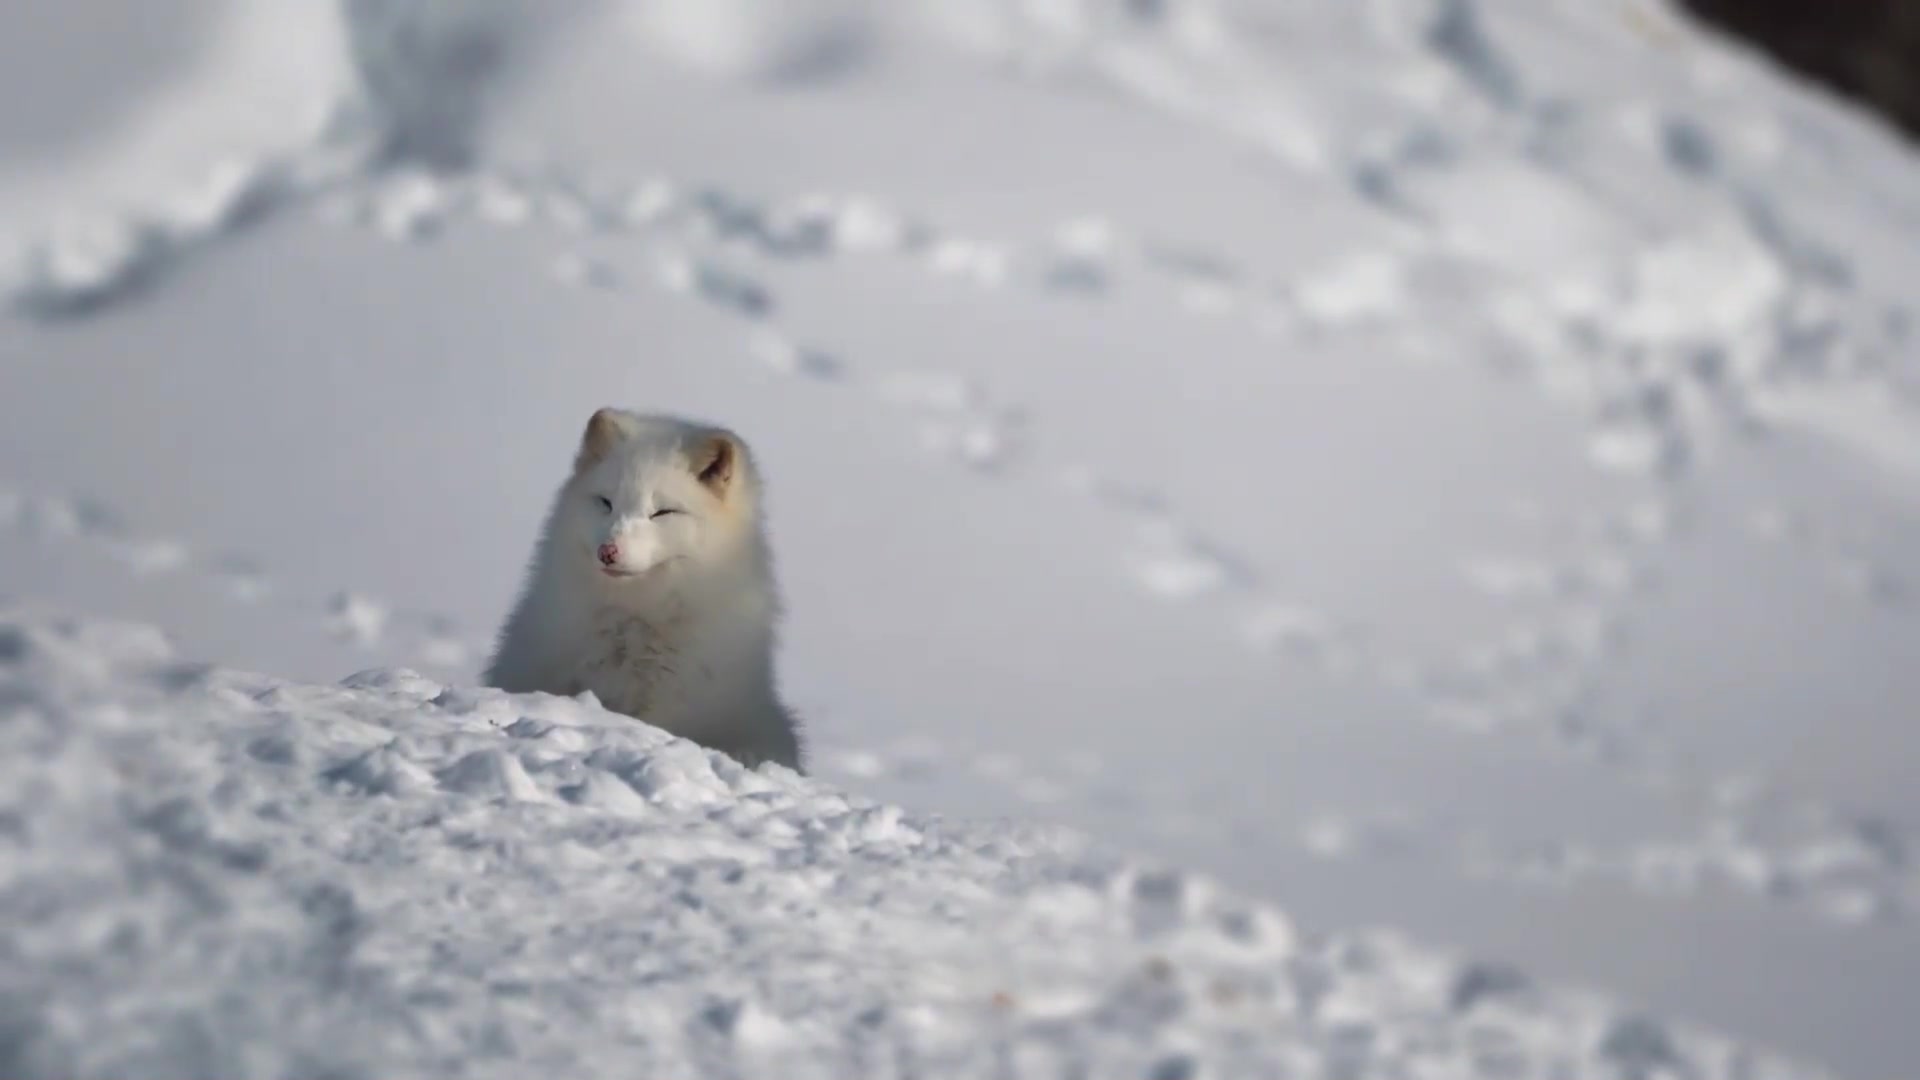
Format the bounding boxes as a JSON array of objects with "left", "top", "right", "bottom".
[{"left": 692, "top": 431, "right": 741, "bottom": 497}]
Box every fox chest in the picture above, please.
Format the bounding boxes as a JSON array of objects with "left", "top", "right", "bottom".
[{"left": 563, "top": 606, "right": 717, "bottom": 722}]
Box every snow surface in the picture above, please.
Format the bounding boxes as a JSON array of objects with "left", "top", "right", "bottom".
[
  {"left": 0, "top": 611, "right": 1828, "bottom": 1078},
  {"left": 2, "top": 0, "right": 1919, "bottom": 1076}
]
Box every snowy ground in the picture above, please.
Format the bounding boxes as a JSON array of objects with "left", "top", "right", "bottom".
[
  {"left": 0, "top": 609, "right": 1836, "bottom": 1078},
  {"left": 2, "top": 1, "right": 1918, "bottom": 1076}
]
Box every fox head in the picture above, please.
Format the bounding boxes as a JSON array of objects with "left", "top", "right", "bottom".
[{"left": 556, "top": 407, "right": 763, "bottom": 583}]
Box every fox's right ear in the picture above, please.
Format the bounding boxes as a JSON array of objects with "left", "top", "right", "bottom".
[{"left": 574, "top": 407, "right": 632, "bottom": 473}]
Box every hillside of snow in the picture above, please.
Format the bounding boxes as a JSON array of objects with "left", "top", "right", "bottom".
[
  {"left": 3, "top": 1, "right": 1918, "bottom": 1076},
  {"left": 0, "top": 610, "right": 1830, "bottom": 1078}
]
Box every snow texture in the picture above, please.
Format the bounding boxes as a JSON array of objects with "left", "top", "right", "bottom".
[{"left": 0, "top": 611, "right": 1827, "bottom": 1079}]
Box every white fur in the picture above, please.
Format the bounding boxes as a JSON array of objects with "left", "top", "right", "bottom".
[{"left": 484, "top": 410, "right": 803, "bottom": 771}]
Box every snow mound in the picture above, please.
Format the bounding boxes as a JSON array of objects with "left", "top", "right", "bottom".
[
  {"left": 0, "top": 612, "right": 1825, "bottom": 1079},
  {"left": 0, "top": 0, "right": 563, "bottom": 319}
]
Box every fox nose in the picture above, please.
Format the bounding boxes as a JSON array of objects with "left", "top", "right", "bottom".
[{"left": 597, "top": 543, "right": 620, "bottom": 566}]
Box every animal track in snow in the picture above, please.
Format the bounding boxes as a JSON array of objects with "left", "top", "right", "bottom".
[
  {"left": 1460, "top": 548, "right": 1655, "bottom": 605},
  {"left": 1123, "top": 519, "right": 1258, "bottom": 602},
  {"left": 748, "top": 329, "right": 842, "bottom": 381},
  {"left": 925, "top": 236, "right": 1011, "bottom": 288},
  {"left": 1744, "top": 504, "right": 1915, "bottom": 614},
  {"left": 875, "top": 371, "right": 1026, "bottom": 473},
  {"left": 654, "top": 251, "right": 774, "bottom": 318},
  {"left": 5, "top": 493, "right": 171, "bottom": 572},
  {"left": 1039, "top": 215, "right": 1121, "bottom": 296},
  {"left": 0, "top": 482, "right": 477, "bottom": 674},
  {"left": 469, "top": 173, "right": 536, "bottom": 226},
  {"left": 370, "top": 168, "right": 456, "bottom": 242},
  {"left": 1291, "top": 251, "right": 1408, "bottom": 328},
  {"left": 326, "top": 592, "right": 388, "bottom": 647},
  {"left": 1470, "top": 794, "right": 1920, "bottom": 927}
]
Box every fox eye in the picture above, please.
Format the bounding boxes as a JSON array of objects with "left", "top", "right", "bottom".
[
  {"left": 594, "top": 496, "right": 613, "bottom": 512},
  {"left": 650, "top": 507, "right": 682, "bottom": 519}
]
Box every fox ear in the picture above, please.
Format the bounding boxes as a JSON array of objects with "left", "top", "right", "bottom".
[
  {"left": 575, "top": 408, "right": 632, "bottom": 473},
  {"left": 692, "top": 431, "right": 740, "bottom": 497}
]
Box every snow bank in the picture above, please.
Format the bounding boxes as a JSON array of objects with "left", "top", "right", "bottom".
[
  {"left": 1, "top": 0, "right": 568, "bottom": 319},
  {"left": 0, "top": 611, "right": 1824, "bottom": 1079}
]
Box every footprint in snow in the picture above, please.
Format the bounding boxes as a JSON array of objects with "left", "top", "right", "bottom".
[
  {"left": 876, "top": 371, "right": 1026, "bottom": 473},
  {"left": 1042, "top": 254, "right": 1111, "bottom": 296},
  {"left": 916, "top": 409, "right": 1025, "bottom": 473},
  {"left": 1461, "top": 550, "right": 1651, "bottom": 604},
  {"left": 750, "top": 331, "right": 842, "bottom": 381},
  {"left": 1475, "top": 806, "right": 1916, "bottom": 927},
  {"left": 620, "top": 177, "right": 679, "bottom": 230},
  {"left": 802, "top": 194, "right": 928, "bottom": 254},
  {"left": 538, "top": 187, "right": 621, "bottom": 236},
  {"left": 1134, "top": 239, "right": 1263, "bottom": 316},
  {"left": 1290, "top": 251, "right": 1407, "bottom": 328},
  {"left": 693, "top": 187, "right": 841, "bottom": 259},
  {"left": 687, "top": 187, "right": 771, "bottom": 245},
  {"left": 925, "top": 237, "right": 1010, "bottom": 288},
  {"left": 1040, "top": 215, "right": 1121, "bottom": 297},
  {"left": 1587, "top": 419, "right": 1689, "bottom": 479},
  {"left": 469, "top": 174, "right": 535, "bottom": 227},
  {"left": 369, "top": 170, "right": 454, "bottom": 242},
  {"left": 326, "top": 592, "right": 388, "bottom": 647},
  {"left": 1123, "top": 519, "right": 1257, "bottom": 601},
  {"left": 655, "top": 253, "right": 773, "bottom": 319}
]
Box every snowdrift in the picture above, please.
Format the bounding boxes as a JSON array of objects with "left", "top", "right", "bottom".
[{"left": 0, "top": 610, "right": 1824, "bottom": 1079}]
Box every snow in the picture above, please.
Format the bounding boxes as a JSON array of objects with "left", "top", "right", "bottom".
[
  {"left": 0, "top": 610, "right": 1827, "bottom": 1078},
  {"left": 3, "top": 0, "right": 1919, "bottom": 1076}
]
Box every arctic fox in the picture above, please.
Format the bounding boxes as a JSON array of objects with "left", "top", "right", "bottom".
[{"left": 484, "top": 408, "right": 804, "bottom": 771}]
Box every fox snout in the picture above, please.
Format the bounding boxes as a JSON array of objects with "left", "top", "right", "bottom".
[{"left": 597, "top": 543, "right": 620, "bottom": 567}]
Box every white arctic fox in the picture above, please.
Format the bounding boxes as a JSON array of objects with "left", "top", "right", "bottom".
[{"left": 484, "top": 408, "right": 804, "bottom": 771}]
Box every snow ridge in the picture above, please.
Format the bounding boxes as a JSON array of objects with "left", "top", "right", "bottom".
[{"left": 0, "top": 611, "right": 1826, "bottom": 1079}]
